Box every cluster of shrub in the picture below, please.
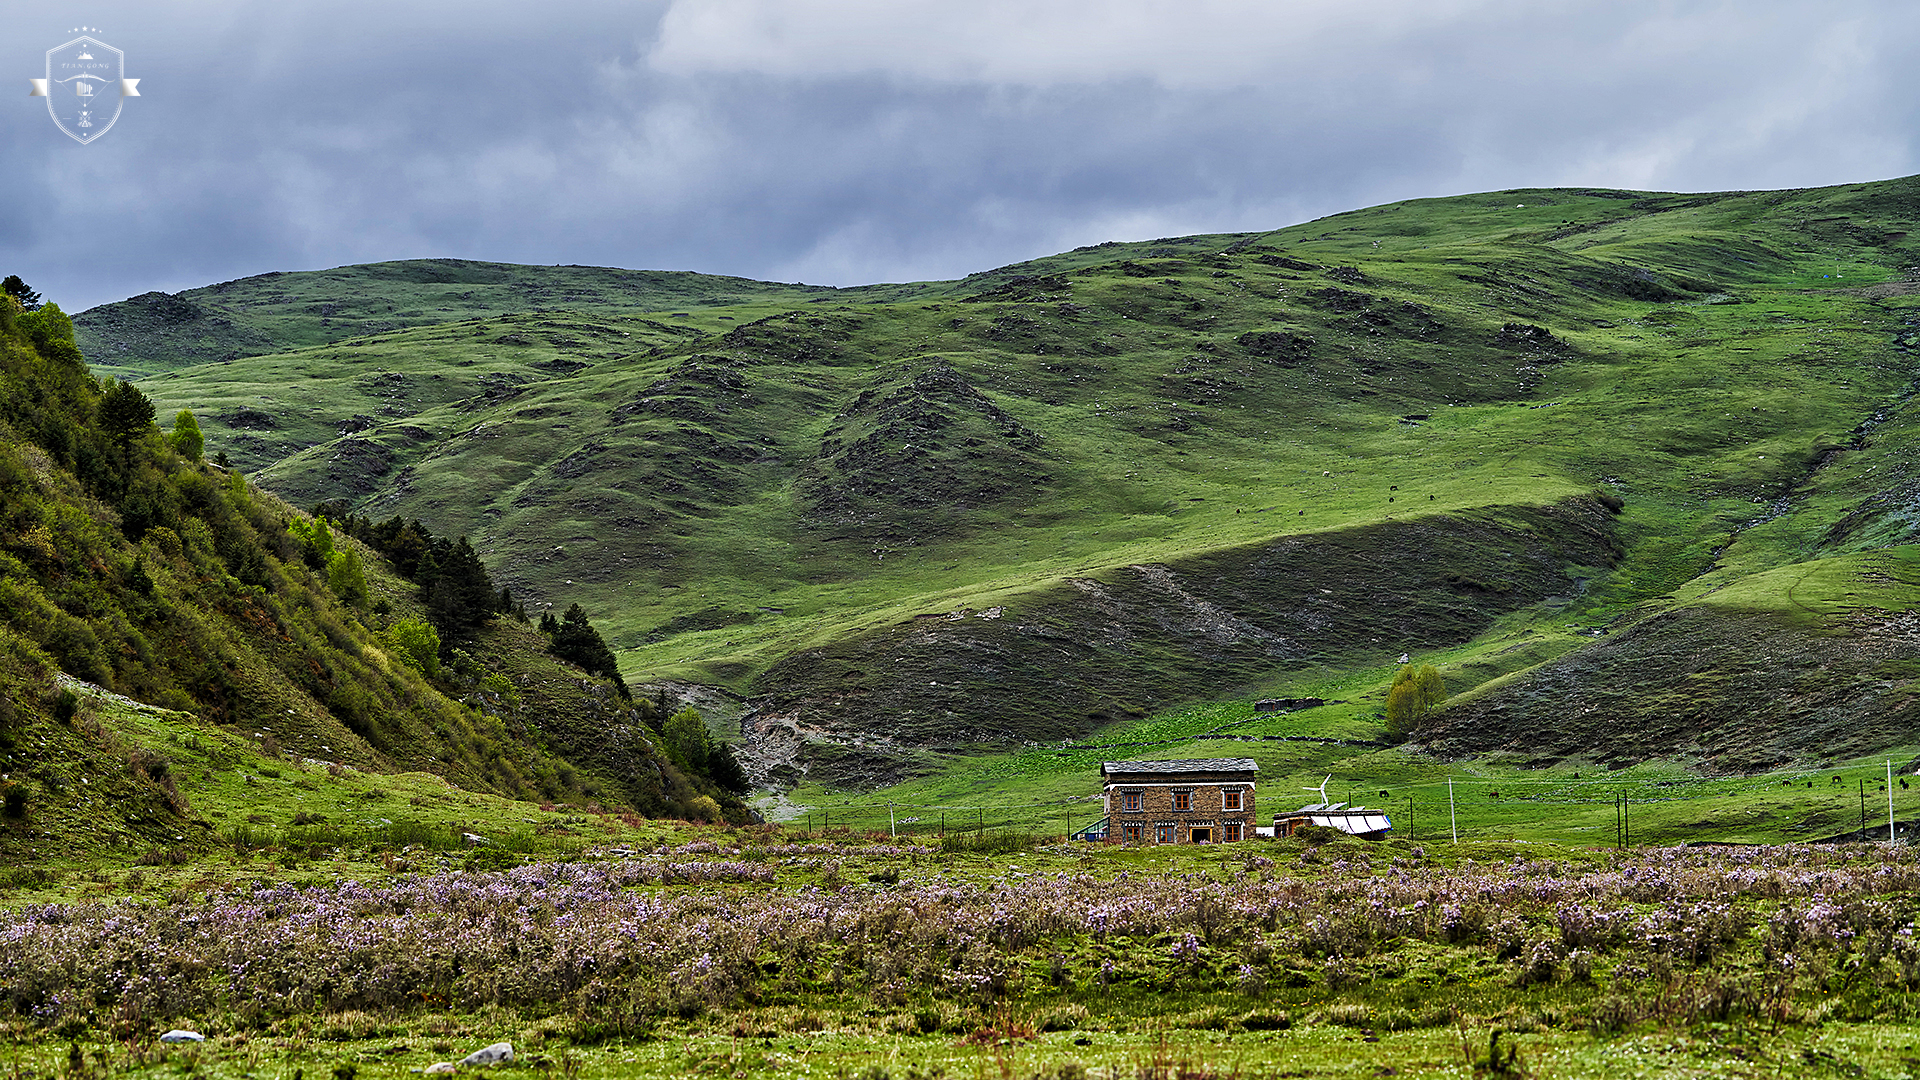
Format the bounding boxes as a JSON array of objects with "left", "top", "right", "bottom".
[
  {"left": 302, "top": 508, "right": 754, "bottom": 802},
  {"left": 307, "top": 502, "right": 626, "bottom": 695}
]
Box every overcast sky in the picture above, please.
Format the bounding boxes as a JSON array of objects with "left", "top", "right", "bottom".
[{"left": 6, "top": 0, "right": 1920, "bottom": 313}]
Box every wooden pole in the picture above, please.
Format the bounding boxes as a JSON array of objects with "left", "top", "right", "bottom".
[
  {"left": 1891, "top": 759, "right": 1898, "bottom": 843},
  {"left": 1861, "top": 779, "right": 1868, "bottom": 840}
]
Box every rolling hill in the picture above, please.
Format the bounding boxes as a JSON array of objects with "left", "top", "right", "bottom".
[{"left": 89, "top": 176, "right": 1920, "bottom": 787}]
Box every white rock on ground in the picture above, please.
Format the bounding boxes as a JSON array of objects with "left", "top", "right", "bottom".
[
  {"left": 459, "top": 1042, "right": 513, "bottom": 1066},
  {"left": 423, "top": 1063, "right": 458, "bottom": 1074},
  {"left": 159, "top": 1030, "right": 206, "bottom": 1043}
]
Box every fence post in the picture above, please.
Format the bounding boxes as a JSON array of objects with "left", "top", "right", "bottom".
[{"left": 1448, "top": 777, "right": 1457, "bottom": 844}]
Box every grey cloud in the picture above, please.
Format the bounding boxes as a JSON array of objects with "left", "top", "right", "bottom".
[{"left": 4, "top": 1, "right": 1920, "bottom": 314}]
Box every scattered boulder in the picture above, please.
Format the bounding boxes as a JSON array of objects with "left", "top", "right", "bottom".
[
  {"left": 1306, "top": 287, "right": 1373, "bottom": 312},
  {"left": 1236, "top": 330, "right": 1313, "bottom": 366},
  {"left": 1256, "top": 253, "right": 1316, "bottom": 271},
  {"left": 220, "top": 407, "right": 278, "bottom": 430},
  {"left": 423, "top": 1063, "right": 458, "bottom": 1075},
  {"left": 159, "top": 1030, "right": 206, "bottom": 1044},
  {"left": 961, "top": 273, "right": 1071, "bottom": 303},
  {"left": 1255, "top": 697, "right": 1327, "bottom": 713},
  {"left": 460, "top": 1042, "right": 514, "bottom": 1067}
]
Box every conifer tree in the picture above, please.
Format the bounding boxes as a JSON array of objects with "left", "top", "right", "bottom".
[
  {"left": 425, "top": 536, "right": 498, "bottom": 645},
  {"left": 98, "top": 379, "right": 156, "bottom": 446},
  {"left": 548, "top": 603, "right": 627, "bottom": 697},
  {"left": 1, "top": 275, "right": 40, "bottom": 311}
]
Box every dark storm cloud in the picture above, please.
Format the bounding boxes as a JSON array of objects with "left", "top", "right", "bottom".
[{"left": 5, "top": 1, "right": 1920, "bottom": 313}]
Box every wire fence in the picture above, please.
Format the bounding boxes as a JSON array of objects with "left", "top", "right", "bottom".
[{"left": 780, "top": 755, "right": 1920, "bottom": 847}]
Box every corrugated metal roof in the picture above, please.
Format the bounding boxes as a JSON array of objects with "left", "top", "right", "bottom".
[
  {"left": 1102, "top": 758, "right": 1259, "bottom": 775},
  {"left": 1278, "top": 804, "right": 1393, "bottom": 836}
]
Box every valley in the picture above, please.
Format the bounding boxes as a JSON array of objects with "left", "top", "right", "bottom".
[{"left": 99, "top": 177, "right": 1920, "bottom": 788}]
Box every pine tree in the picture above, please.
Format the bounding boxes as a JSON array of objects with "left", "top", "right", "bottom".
[
  {"left": 706, "top": 741, "right": 751, "bottom": 794},
  {"left": 424, "top": 536, "right": 497, "bottom": 645},
  {"left": 548, "top": 603, "right": 627, "bottom": 697},
  {"left": 97, "top": 379, "right": 156, "bottom": 446},
  {"left": 2, "top": 275, "right": 41, "bottom": 311}
]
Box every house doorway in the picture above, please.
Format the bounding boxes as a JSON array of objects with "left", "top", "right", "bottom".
[{"left": 1190, "top": 827, "right": 1213, "bottom": 844}]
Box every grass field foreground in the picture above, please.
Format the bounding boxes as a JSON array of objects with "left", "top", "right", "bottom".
[{"left": 10, "top": 831, "right": 1920, "bottom": 1078}]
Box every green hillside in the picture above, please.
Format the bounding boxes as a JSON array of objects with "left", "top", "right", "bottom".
[
  {"left": 0, "top": 292, "right": 750, "bottom": 865},
  {"left": 102, "top": 177, "right": 1920, "bottom": 787}
]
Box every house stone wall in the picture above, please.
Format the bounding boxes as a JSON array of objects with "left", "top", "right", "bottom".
[{"left": 1104, "top": 774, "right": 1256, "bottom": 843}]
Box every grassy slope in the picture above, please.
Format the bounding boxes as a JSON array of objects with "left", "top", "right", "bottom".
[
  {"left": 116, "top": 176, "right": 1920, "bottom": 787},
  {"left": 0, "top": 297, "right": 749, "bottom": 867}
]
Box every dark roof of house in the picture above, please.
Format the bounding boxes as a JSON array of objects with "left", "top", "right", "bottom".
[{"left": 1102, "top": 758, "right": 1259, "bottom": 776}]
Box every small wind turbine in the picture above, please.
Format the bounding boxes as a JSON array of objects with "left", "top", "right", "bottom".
[{"left": 1305, "top": 775, "right": 1331, "bottom": 805}]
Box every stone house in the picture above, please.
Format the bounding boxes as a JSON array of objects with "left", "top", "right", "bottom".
[{"left": 1099, "top": 758, "right": 1258, "bottom": 843}]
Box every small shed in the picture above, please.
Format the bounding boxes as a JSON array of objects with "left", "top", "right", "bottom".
[{"left": 1274, "top": 801, "right": 1393, "bottom": 841}]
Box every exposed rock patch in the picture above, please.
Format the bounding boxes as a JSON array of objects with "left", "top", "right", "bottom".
[{"left": 1420, "top": 604, "right": 1920, "bottom": 773}]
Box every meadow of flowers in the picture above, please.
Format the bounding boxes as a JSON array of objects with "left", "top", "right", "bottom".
[{"left": 11, "top": 835, "right": 1920, "bottom": 1066}]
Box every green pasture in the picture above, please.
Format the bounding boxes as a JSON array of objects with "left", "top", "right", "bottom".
[{"left": 9, "top": 1014, "right": 1920, "bottom": 1080}]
